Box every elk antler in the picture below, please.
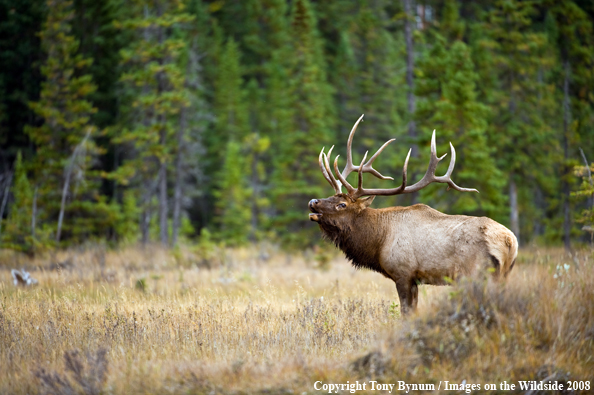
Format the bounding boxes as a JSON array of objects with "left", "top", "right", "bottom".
[
  {"left": 319, "top": 114, "right": 396, "bottom": 195},
  {"left": 320, "top": 115, "right": 479, "bottom": 200}
]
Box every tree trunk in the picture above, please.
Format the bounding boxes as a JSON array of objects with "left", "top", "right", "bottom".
[
  {"left": 171, "top": 107, "right": 186, "bottom": 247},
  {"left": 0, "top": 172, "right": 12, "bottom": 236},
  {"left": 56, "top": 166, "right": 72, "bottom": 243},
  {"left": 509, "top": 176, "right": 520, "bottom": 245},
  {"left": 506, "top": 72, "right": 520, "bottom": 245},
  {"left": 140, "top": 5, "right": 152, "bottom": 247},
  {"left": 57, "top": 131, "right": 90, "bottom": 243},
  {"left": 562, "top": 60, "right": 571, "bottom": 252},
  {"left": 141, "top": 178, "right": 151, "bottom": 246},
  {"left": 155, "top": 9, "right": 169, "bottom": 247},
  {"left": 158, "top": 129, "right": 168, "bottom": 246},
  {"left": 32, "top": 186, "right": 37, "bottom": 240},
  {"left": 403, "top": 0, "right": 418, "bottom": 203},
  {"left": 250, "top": 147, "right": 259, "bottom": 242},
  {"left": 140, "top": 209, "right": 150, "bottom": 245}
]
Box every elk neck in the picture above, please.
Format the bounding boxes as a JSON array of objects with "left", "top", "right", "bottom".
[{"left": 318, "top": 207, "right": 390, "bottom": 277}]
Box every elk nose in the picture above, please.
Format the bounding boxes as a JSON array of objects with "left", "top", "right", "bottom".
[{"left": 309, "top": 199, "right": 319, "bottom": 209}]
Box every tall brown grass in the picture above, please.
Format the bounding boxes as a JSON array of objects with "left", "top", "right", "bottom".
[{"left": 1, "top": 245, "right": 593, "bottom": 394}]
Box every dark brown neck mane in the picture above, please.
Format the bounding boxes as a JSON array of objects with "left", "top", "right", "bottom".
[{"left": 318, "top": 209, "right": 389, "bottom": 277}]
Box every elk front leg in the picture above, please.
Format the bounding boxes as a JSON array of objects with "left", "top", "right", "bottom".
[
  {"left": 410, "top": 281, "right": 419, "bottom": 310},
  {"left": 395, "top": 279, "right": 417, "bottom": 316}
]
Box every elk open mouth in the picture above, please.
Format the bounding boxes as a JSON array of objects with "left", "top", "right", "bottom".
[
  {"left": 309, "top": 212, "right": 322, "bottom": 222},
  {"left": 308, "top": 202, "right": 322, "bottom": 222}
]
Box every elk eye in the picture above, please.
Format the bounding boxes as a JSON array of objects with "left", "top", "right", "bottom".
[{"left": 337, "top": 203, "right": 347, "bottom": 209}]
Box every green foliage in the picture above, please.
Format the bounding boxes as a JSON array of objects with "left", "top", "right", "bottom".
[
  {"left": 3, "top": 0, "right": 594, "bottom": 251},
  {"left": 573, "top": 161, "right": 594, "bottom": 229},
  {"left": 213, "top": 140, "right": 252, "bottom": 246},
  {"left": 270, "top": 0, "right": 337, "bottom": 247},
  {"left": 114, "top": 190, "right": 139, "bottom": 245},
  {"left": 477, "top": 0, "right": 559, "bottom": 239},
  {"left": 72, "top": 0, "right": 129, "bottom": 129},
  {"left": 1, "top": 152, "right": 51, "bottom": 254},
  {"left": 416, "top": 35, "right": 506, "bottom": 218},
  {"left": 0, "top": 0, "right": 45, "bottom": 152},
  {"left": 113, "top": 0, "right": 193, "bottom": 184},
  {"left": 210, "top": 38, "right": 249, "bottom": 154},
  {"left": 112, "top": 0, "right": 194, "bottom": 244},
  {"left": 23, "top": 0, "right": 114, "bottom": 246}
]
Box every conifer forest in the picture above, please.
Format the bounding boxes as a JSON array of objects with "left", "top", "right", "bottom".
[
  {"left": 3, "top": 1, "right": 594, "bottom": 394},
  {"left": 0, "top": 0, "right": 593, "bottom": 251}
]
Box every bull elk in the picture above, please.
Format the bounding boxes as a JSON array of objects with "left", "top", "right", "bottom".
[{"left": 308, "top": 115, "right": 518, "bottom": 314}]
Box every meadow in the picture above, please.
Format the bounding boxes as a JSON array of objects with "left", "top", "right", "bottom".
[{"left": 1, "top": 245, "right": 593, "bottom": 394}]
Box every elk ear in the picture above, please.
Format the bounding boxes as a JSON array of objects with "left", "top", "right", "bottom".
[{"left": 359, "top": 195, "right": 375, "bottom": 208}]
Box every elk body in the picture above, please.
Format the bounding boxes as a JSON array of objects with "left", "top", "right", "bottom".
[{"left": 308, "top": 115, "right": 517, "bottom": 314}]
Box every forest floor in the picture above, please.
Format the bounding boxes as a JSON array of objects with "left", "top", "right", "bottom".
[{"left": 0, "top": 245, "right": 593, "bottom": 394}]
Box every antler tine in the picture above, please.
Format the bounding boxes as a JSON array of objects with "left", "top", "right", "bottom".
[
  {"left": 333, "top": 155, "right": 357, "bottom": 196},
  {"left": 356, "top": 151, "right": 369, "bottom": 196},
  {"left": 351, "top": 148, "right": 409, "bottom": 199},
  {"left": 402, "top": 148, "right": 411, "bottom": 188},
  {"left": 319, "top": 147, "right": 341, "bottom": 194},
  {"left": 435, "top": 142, "right": 479, "bottom": 193},
  {"left": 350, "top": 130, "right": 478, "bottom": 198},
  {"left": 339, "top": 114, "right": 395, "bottom": 182},
  {"left": 317, "top": 117, "right": 477, "bottom": 198},
  {"left": 362, "top": 139, "right": 396, "bottom": 180},
  {"left": 430, "top": 129, "right": 447, "bottom": 161},
  {"left": 342, "top": 114, "right": 366, "bottom": 180},
  {"left": 323, "top": 146, "right": 342, "bottom": 193},
  {"left": 330, "top": 114, "right": 396, "bottom": 192}
]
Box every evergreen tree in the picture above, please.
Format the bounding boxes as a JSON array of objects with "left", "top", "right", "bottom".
[
  {"left": 270, "top": 0, "right": 336, "bottom": 247},
  {"left": 1, "top": 152, "right": 50, "bottom": 254},
  {"left": 113, "top": 0, "right": 193, "bottom": 245},
  {"left": 416, "top": 35, "right": 506, "bottom": 218},
  {"left": 113, "top": 189, "right": 139, "bottom": 245},
  {"left": 573, "top": 151, "right": 594, "bottom": 233},
  {"left": 211, "top": 38, "right": 249, "bottom": 151},
  {"left": 24, "top": 0, "right": 110, "bottom": 245},
  {"left": 171, "top": 16, "right": 209, "bottom": 247},
  {"left": 72, "top": 0, "right": 128, "bottom": 129},
  {"left": 213, "top": 140, "right": 252, "bottom": 246},
  {"left": 327, "top": 2, "right": 407, "bottom": 210},
  {"left": 480, "top": 0, "right": 558, "bottom": 244},
  {"left": 547, "top": 1, "right": 594, "bottom": 249},
  {"left": 0, "top": 0, "right": 45, "bottom": 163}
]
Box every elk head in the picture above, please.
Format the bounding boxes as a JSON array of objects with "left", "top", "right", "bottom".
[{"left": 308, "top": 114, "right": 478, "bottom": 222}]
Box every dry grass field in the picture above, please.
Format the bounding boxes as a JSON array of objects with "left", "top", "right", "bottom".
[{"left": 1, "top": 244, "right": 593, "bottom": 394}]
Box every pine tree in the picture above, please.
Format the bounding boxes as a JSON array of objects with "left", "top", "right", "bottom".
[
  {"left": 0, "top": 0, "right": 45, "bottom": 158},
  {"left": 113, "top": 0, "right": 193, "bottom": 246},
  {"left": 72, "top": 0, "right": 128, "bottom": 129},
  {"left": 479, "top": 0, "right": 558, "bottom": 244},
  {"left": 573, "top": 152, "right": 593, "bottom": 236},
  {"left": 213, "top": 140, "right": 252, "bottom": 246},
  {"left": 24, "top": 0, "right": 109, "bottom": 245},
  {"left": 547, "top": 1, "right": 594, "bottom": 249},
  {"left": 327, "top": 1, "right": 407, "bottom": 210},
  {"left": 1, "top": 152, "right": 50, "bottom": 254},
  {"left": 270, "top": 0, "right": 336, "bottom": 247},
  {"left": 171, "top": 13, "right": 209, "bottom": 247},
  {"left": 114, "top": 189, "right": 139, "bottom": 245},
  {"left": 416, "top": 35, "right": 506, "bottom": 218},
  {"left": 211, "top": 38, "right": 249, "bottom": 150}
]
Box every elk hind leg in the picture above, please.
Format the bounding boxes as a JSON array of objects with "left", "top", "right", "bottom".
[{"left": 395, "top": 280, "right": 417, "bottom": 316}]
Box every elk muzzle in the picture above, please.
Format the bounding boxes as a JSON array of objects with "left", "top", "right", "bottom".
[{"left": 309, "top": 199, "right": 322, "bottom": 222}]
